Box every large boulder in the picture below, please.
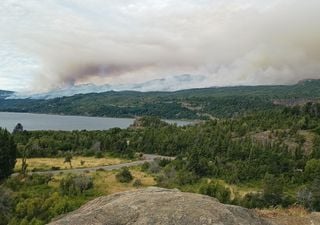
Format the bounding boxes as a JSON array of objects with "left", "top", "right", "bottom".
[{"left": 49, "top": 187, "right": 272, "bottom": 225}]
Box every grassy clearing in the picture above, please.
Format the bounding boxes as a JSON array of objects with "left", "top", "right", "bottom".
[
  {"left": 45, "top": 167, "right": 156, "bottom": 203},
  {"left": 93, "top": 167, "right": 156, "bottom": 195},
  {"left": 15, "top": 156, "right": 130, "bottom": 172},
  {"left": 49, "top": 167, "right": 156, "bottom": 194}
]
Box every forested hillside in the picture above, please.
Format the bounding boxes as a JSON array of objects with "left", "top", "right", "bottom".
[
  {"left": 1, "top": 79, "right": 320, "bottom": 119},
  {"left": 2, "top": 102, "right": 320, "bottom": 224}
]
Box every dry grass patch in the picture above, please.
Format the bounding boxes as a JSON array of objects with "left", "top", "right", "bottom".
[
  {"left": 256, "top": 206, "right": 309, "bottom": 218},
  {"left": 15, "top": 156, "right": 130, "bottom": 172},
  {"left": 93, "top": 168, "right": 156, "bottom": 195},
  {"left": 48, "top": 168, "right": 156, "bottom": 194},
  {"left": 256, "top": 206, "right": 316, "bottom": 225}
]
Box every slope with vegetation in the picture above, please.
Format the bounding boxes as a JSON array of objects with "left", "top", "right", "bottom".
[
  {"left": 1, "top": 100, "right": 320, "bottom": 224},
  {"left": 2, "top": 79, "right": 320, "bottom": 119}
]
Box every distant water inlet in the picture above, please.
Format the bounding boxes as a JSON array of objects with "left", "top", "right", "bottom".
[{"left": 0, "top": 112, "right": 191, "bottom": 131}]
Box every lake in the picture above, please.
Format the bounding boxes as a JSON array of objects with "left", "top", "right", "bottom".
[{"left": 0, "top": 112, "right": 192, "bottom": 131}]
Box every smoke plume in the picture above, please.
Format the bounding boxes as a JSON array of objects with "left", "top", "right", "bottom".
[{"left": 1, "top": 0, "right": 320, "bottom": 92}]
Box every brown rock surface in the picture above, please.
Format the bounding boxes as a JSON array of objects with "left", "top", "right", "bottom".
[{"left": 48, "top": 187, "right": 272, "bottom": 225}]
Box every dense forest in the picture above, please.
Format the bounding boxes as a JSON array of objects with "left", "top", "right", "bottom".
[
  {"left": 1, "top": 101, "right": 320, "bottom": 224},
  {"left": 2, "top": 79, "right": 320, "bottom": 119}
]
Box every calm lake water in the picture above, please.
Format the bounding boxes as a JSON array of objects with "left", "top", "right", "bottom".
[{"left": 0, "top": 112, "right": 191, "bottom": 131}]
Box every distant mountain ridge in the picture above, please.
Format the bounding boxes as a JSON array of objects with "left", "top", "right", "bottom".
[
  {"left": 6, "top": 77, "right": 320, "bottom": 100},
  {"left": 1, "top": 79, "right": 320, "bottom": 119}
]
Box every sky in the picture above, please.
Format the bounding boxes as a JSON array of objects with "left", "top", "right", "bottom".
[{"left": 0, "top": 0, "right": 320, "bottom": 93}]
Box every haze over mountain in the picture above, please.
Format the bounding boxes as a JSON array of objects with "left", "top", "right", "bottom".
[
  {"left": 9, "top": 74, "right": 206, "bottom": 99},
  {"left": 3, "top": 2, "right": 320, "bottom": 225},
  {"left": 1, "top": 0, "right": 320, "bottom": 93}
]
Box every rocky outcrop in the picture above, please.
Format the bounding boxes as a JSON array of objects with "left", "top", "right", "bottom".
[{"left": 49, "top": 187, "right": 272, "bottom": 225}]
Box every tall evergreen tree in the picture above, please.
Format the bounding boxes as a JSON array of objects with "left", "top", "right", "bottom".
[{"left": 0, "top": 128, "right": 17, "bottom": 180}]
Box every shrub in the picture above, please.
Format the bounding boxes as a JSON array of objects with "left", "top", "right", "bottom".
[
  {"left": 156, "top": 166, "right": 177, "bottom": 187},
  {"left": 95, "top": 151, "right": 103, "bottom": 158},
  {"left": 158, "top": 158, "right": 171, "bottom": 167},
  {"left": 51, "top": 166, "right": 60, "bottom": 171},
  {"left": 59, "top": 174, "right": 93, "bottom": 196},
  {"left": 241, "top": 191, "right": 295, "bottom": 209},
  {"left": 82, "top": 149, "right": 95, "bottom": 157},
  {"left": 25, "top": 174, "right": 53, "bottom": 185},
  {"left": 4, "top": 176, "right": 22, "bottom": 191},
  {"left": 175, "top": 169, "right": 198, "bottom": 185},
  {"left": 64, "top": 154, "right": 73, "bottom": 168},
  {"left": 0, "top": 187, "right": 13, "bottom": 225},
  {"left": 15, "top": 197, "right": 43, "bottom": 220},
  {"left": 307, "top": 178, "right": 320, "bottom": 211},
  {"left": 141, "top": 162, "right": 150, "bottom": 172},
  {"left": 241, "top": 193, "right": 266, "bottom": 208},
  {"left": 133, "top": 179, "right": 142, "bottom": 187},
  {"left": 305, "top": 159, "right": 320, "bottom": 180},
  {"left": 199, "top": 181, "right": 231, "bottom": 204},
  {"left": 148, "top": 161, "right": 161, "bottom": 173},
  {"left": 116, "top": 167, "right": 133, "bottom": 183}
]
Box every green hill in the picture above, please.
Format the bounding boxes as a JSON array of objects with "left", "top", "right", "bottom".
[{"left": 1, "top": 79, "right": 320, "bottom": 119}]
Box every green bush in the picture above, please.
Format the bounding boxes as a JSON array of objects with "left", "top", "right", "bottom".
[
  {"left": 0, "top": 187, "right": 13, "bottom": 225},
  {"left": 133, "top": 179, "right": 142, "bottom": 187},
  {"left": 305, "top": 159, "right": 320, "bottom": 180},
  {"left": 199, "top": 182, "right": 231, "bottom": 204},
  {"left": 241, "top": 193, "right": 266, "bottom": 209},
  {"left": 299, "top": 178, "right": 320, "bottom": 211},
  {"left": 116, "top": 167, "right": 133, "bottom": 183},
  {"left": 175, "top": 169, "right": 198, "bottom": 185},
  {"left": 4, "top": 176, "right": 22, "bottom": 191},
  {"left": 51, "top": 166, "right": 60, "bottom": 170},
  {"left": 141, "top": 162, "right": 150, "bottom": 172},
  {"left": 25, "top": 174, "right": 53, "bottom": 186},
  {"left": 59, "top": 174, "right": 93, "bottom": 196},
  {"left": 95, "top": 151, "right": 103, "bottom": 158}
]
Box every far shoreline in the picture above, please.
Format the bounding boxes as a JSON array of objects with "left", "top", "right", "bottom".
[
  {"left": 0, "top": 110, "right": 195, "bottom": 122},
  {"left": 0, "top": 111, "right": 195, "bottom": 132}
]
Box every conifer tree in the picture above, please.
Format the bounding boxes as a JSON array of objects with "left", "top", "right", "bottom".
[{"left": 0, "top": 128, "right": 17, "bottom": 180}]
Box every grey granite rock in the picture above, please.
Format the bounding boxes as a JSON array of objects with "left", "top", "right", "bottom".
[{"left": 48, "top": 187, "right": 272, "bottom": 225}]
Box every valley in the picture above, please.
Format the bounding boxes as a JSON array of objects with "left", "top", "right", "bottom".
[
  {"left": 2, "top": 1, "right": 320, "bottom": 224},
  {"left": 1, "top": 104, "right": 320, "bottom": 224}
]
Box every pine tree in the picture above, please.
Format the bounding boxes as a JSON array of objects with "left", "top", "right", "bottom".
[{"left": 0, "top": 128, "right": 17, "bottom": 180}]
